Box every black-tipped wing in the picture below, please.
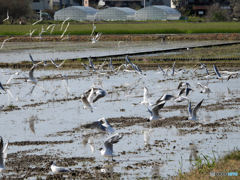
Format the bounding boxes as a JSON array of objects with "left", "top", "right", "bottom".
[
  {"left": 29, "top": 53, "right": 35, "bottom": 65},
  {"left": 152, "top": 101, "right": 165, "bottom": 116},
  {"left": 104, "top": 133, "right": 123, "bottom": 153},
  {"left": 213, "top": 64, "right": 221, "bottom": 78},
  {"left": 92, "top": 89, "right": 106, "bottom": 103},
  {"left": 185, "top": 87, "right": 192, "bottom": 96},
  {"left": 192, "top": 99, "right": 204, "bottom": 117}
]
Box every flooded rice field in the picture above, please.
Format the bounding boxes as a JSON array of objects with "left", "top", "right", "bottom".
[
  {"left": 0, "top": 40, "right": 238, "bottom": 63},
  {"left": 0, "top": 62, "right": 239, "bottom": 179}
]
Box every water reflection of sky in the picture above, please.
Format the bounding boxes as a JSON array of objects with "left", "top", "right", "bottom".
[
  {"left": 0, "top": 40, "right": 237, "bottom": 62},
  {"left": 0, "top": 67, "right": 239, "bottom": 178}
]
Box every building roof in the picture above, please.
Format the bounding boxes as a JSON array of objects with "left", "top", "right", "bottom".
[
  {"left": 108, "top": 7, "right": 136, "bottom": 14},
  {"left": 56, "top": 6, "right": 98, "bottom": 14}
]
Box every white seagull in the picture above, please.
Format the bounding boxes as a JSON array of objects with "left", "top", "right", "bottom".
[
  {"left": 27, "top": 66, "right": 38, "bottom": 84},
  {"left": 2, "top": 10, "right": 9, "bottom": 22},
  {"left": 50, "top": 161, "right": 71, "bottom": 173},
  {"left": 28, "top": 29, "right": 37, "bottom": 38},
  {"left": 0, "top": 37, "right": 14, "bottom": 49},
  {"left": 32, "top": 17, "right": 42, "bottom": 26},
  {"left": 188, "top": 99, "right": 204, "bottom": 120},
  {"left": 87, "top": 117, "right": 115, "bottom": 134},
  {"left": 92, "top": 88, "right": 107, "bottom": 103},
  {"left": 87, "top": 88, "right": 95, "bottom": 103},
  {"left": 197, "top": 82, "right": 211, "bottom": 94},
  {"left": 97, "top": 117, "right": 115, "bottom": 134},
  {"left": 153, "top": 94, "right": 175, "bottom": 105},
  {"left": 60, "top": 17, "right": 70, "bottom": 31},
  {"left": 213, "top": 64, "right": 232, "bottom": 81},
  {"left": 81, "top": 94, "right": 93, "bottom": 112},
  {"left": 100, "top": 133, "right": 123, "bottom": 161},
  {"left": 50, "top": 59, "right": 66, "bottom": 68},
  {"left": 147, "top": 101, "right": 166, "bottom": 121},
  {"left": 60, "top": 22, "right": 70, "bottom": 39},
  {"left": 91, "top": 32, "right": 102, "bottom": 44}
]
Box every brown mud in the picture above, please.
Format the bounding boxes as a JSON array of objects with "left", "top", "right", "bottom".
[{"left": 1, "top": 33, "right": 240, "bottom": 42}]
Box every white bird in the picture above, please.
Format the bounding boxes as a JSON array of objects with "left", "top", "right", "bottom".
[
  {"left": 157, "top": 65, "right": 167, "bottom": 76},
  {"left": 0, "top": 82, "right": 6, "bottom": 92},
  {"left": 28, "top": 29, "right": 37, "bottom": 38},
  {"left": 32, "top": 15, "right": 42, "bottom": 26},
  {"left": 0, "top": 37, "right": 14, "bottom": 49},
  {"left": 97, "top": 117, "right": 115, "bottom": 134},
  {"left": 60, "top": 22, "right": 70, "bottom": 39},
  {"left": 171, "top": 62, "right": 176, "bottom": 76},
  {"left": 46, "top": 24, "right": 56, "bottom": 32},
  {"left": 91, "top": 32, "right": 102, "bottom": 44},
  {"left": 88, "top": 57, "right": 96, "bottom": 71},
  {"left": 213, "top": 64, "right": 232, "bottom": 81},
  {"left": 147, "top": 101, "right": 166, "bottom": 121},
  {"left": 0, "top": 137, "right": 8, "bottom": 172},
  {"left": 92, "top": 88, "right": 107, "bottom": 103},
  {"left": 100, "top": 133, "right": 123, "bottom": 161},
  {"left": 27, "top": 66, "right": 37, "bottom": 84},
  {"left": 90, "top": 22, "right": 96, "bottom": 37},
  {"left": 2, "top": 10, "right": 9, "bottom": 22},
  {"left": 177, "top": 82, "right": 191, "bottom": 90},
  {"left": 50, "top": 161, "right": 71, "bottom": 173},
  {"left": 50, "top": 59, "right": 66, "bottom": 68},
  {"left": 197, "top": 82, "right": 211, "bottom": 94},
  {"left": 141, "top": 87, "right": 151, "bottom": 105},
  {"left": 125, "top": 55, "right": 142, "bottom": 75},
  {"left": 108, "top": 58, "right": 114, "bottom": 71},
  {"left": 153, "top": 94, "right": 175, "bottom": 105},
  {"left": 87, "top": 88, "right": 95, "bottom": 103},
  {"left": 32, "top": 10, "right": 43, "bottom": 26},
  {"left": 38, "top": 25, "right": 46, "bottom": 38},
  {"left": 81, "top": 94, "right": 93, "bottom": 112},
  {"left": 60, "top": 17, "right": 70, "bottom": 31},
  {"left": 174, "top": 95, "right": 189, "bottom": 103},
  {"left": 188, "top": 99, "right": 204, "bottom": 120},
  {"left": 178, "top": 87, "right": 193, "bottom": 97}
]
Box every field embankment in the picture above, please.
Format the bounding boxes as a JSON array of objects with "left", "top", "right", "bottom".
[{"left": 176, "top": 150, "right": 240, "bottom": 180}]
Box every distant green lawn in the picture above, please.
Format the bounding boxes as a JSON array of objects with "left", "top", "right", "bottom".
[{"left": 0, "top": 21, "right": 240, "bottom": 36}]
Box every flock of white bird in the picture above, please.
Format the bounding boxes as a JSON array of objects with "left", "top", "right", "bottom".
[
  {"left": 1, "top": 10, "right": 239, "bottom": 175},
  {"left": 1, "top": 13, "right": 102, "bottom": 50},
  {"left": 0, "top": 51, "right": 238, "bottom": 174}
]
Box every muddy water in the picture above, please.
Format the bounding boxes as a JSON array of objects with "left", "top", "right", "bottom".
[
  {"left": 0, "top": 65, "right": 239, "bottom": 179},
  {"left": 0, "top": 40, "right": 237, "bottom": 63}
]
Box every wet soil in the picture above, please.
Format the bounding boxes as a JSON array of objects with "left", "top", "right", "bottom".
[{"left": 1, "top": 33, "right": 240, "bottom": 42}]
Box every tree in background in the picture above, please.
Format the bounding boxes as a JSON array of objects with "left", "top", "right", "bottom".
[
  {"left": 0, "top": 0, "right": 32, "bottom": 24},
  {"left": 206, "top": 3, "right": 230, "bottom": 21},
  {"left": 171, "top": 0, "right": 191, "bottom": 16},
  {"left": 229, "top": 0, "right": 240, "bottom": 19}
]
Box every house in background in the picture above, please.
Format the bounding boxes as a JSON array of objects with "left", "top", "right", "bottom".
[
  {"left": 31, "top": 0, "right": 50, "bottom": 12},
  {"left": 31, "top": 0, "right": 80, "bottom": 12}
]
